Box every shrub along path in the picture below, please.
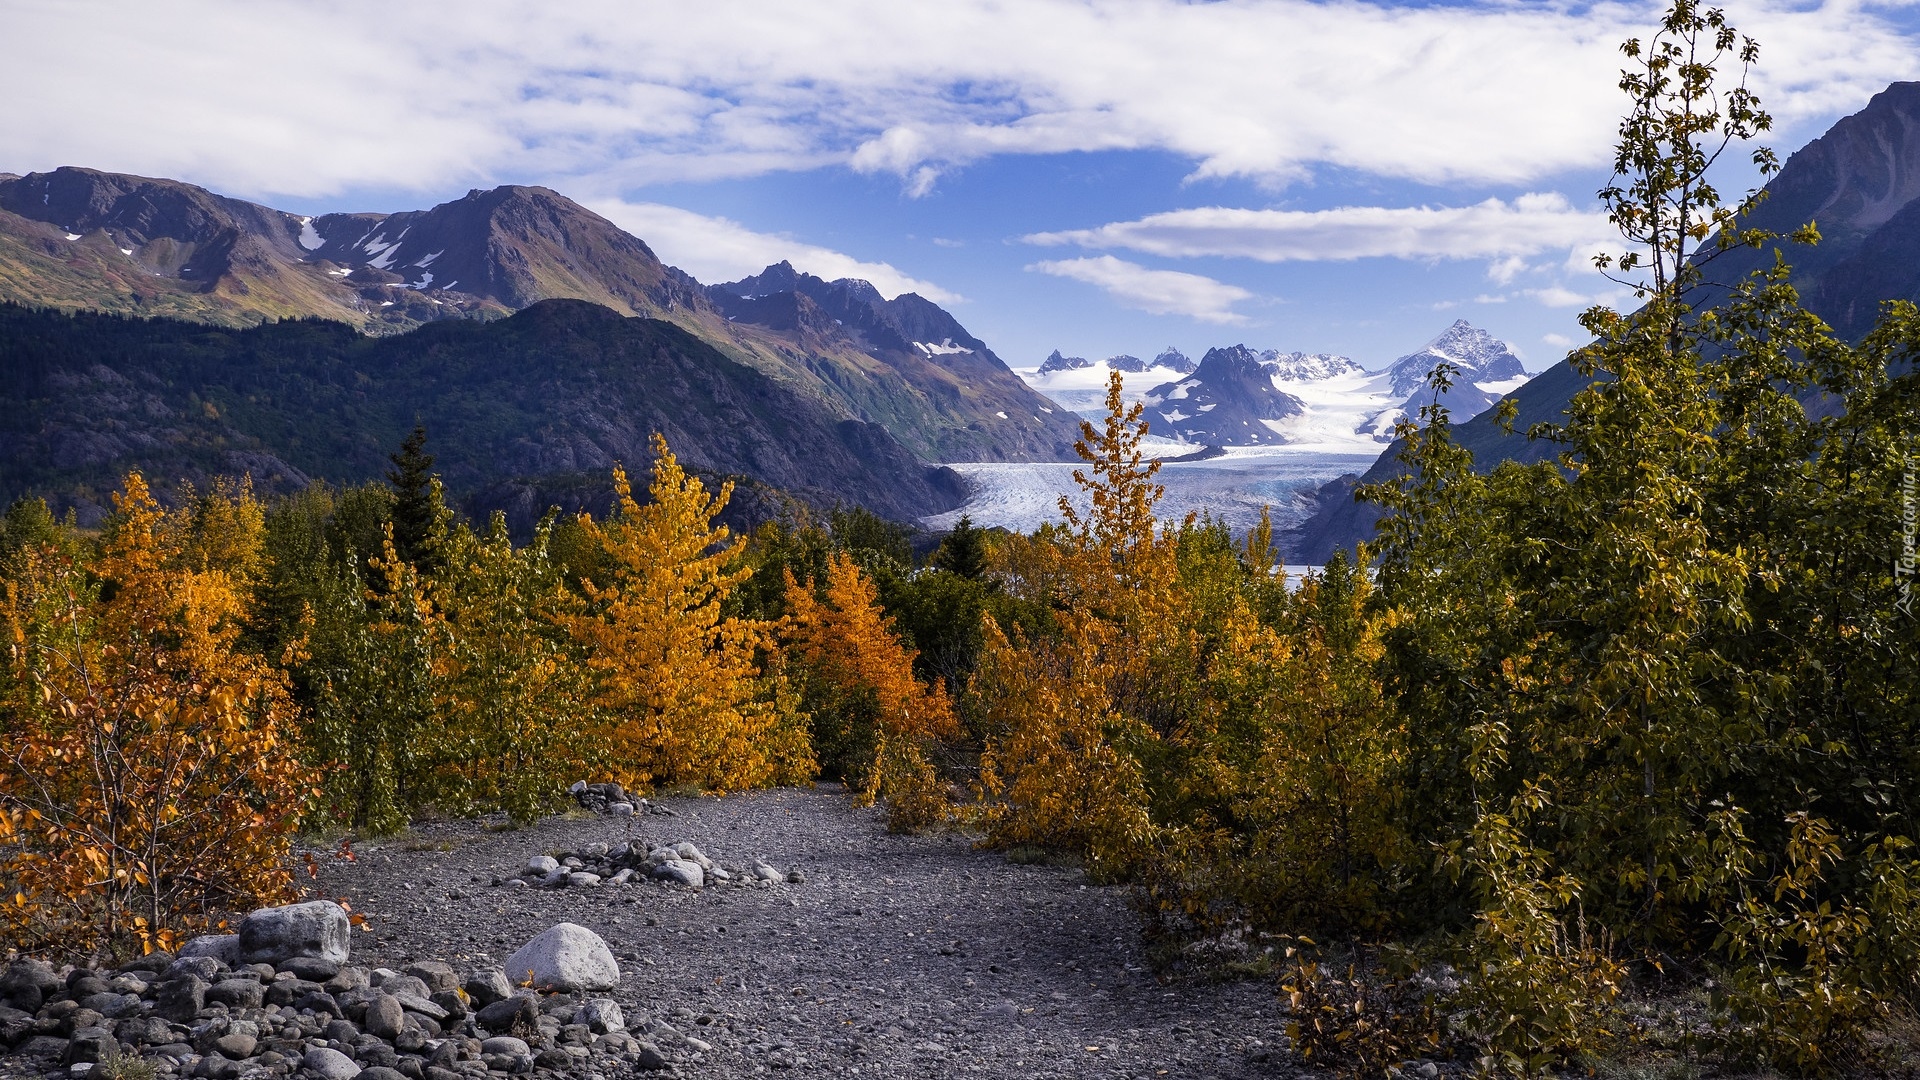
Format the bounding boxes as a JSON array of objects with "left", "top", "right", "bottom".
[{"left": 313, "top": 784, "right": 1291, "bottom": 1079}]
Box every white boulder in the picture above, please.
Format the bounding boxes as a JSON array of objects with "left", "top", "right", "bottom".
[{"left": 502, "top": 923, "right": 619, "bottom": 992}]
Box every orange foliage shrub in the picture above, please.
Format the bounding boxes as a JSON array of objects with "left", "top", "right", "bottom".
[
  {"left": 564, "top": 437, "right": 812, "bottom": 792},
  {"left": 0, "top": 474, "right": 310, "bottom": 956},
  {"left": 976, "top": 373, "right": 1182, "bottom": 872},
  {"left": 783, "top": 552, "right": 958, "bottom": 830}
]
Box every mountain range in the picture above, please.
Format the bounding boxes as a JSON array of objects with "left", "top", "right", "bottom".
[
  {"left": 1286, "top": 80, "right": 1920, "bottom": 562},
  {"left": 1021, "top": 319, "right": 1529, "bottom": 449},
  {"left": 0, "top": 167, "right": 1084, "bottom": 524}
]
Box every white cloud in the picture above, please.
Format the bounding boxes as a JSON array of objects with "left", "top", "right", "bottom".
[
  {"left": 589, "top": 200, "right": 959, "bottom": 301},
  {"left": 1543, "top": 333, "right": 1576, "bottom": 348},
  {"left": 1025, "top": 194, "right": 1615, "bottom": 263},
  {"left": 1029, "top": 255, "right": 1253, "bottom": 324},
  {"left": 1, "top": 1, "right": 1913, "bottom": 201}
]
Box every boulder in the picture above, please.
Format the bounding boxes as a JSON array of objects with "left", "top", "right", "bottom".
[
  {"left": 363, "top": 993, "right": 405, "bottom": 1040},
  {"left": 672, "top": 842, "right": 714, "bottom": 871},
  {"left": 572, "top": 999, "right": 625, "bottom": 1035},
  {"left": 652, "top": 859, "right": 704, "bottom": 888},
  {"left": 0, "top": 959, "right": 62, "bottom": 1012},
  {"left": 303, "top": 1046, "right": 363, "bottom": 1080},
  {"left": 401, "top": 961, "right": 458, "bottom": 995},
  {"left": 475, "top": 995, "right": 540, "bottom": 1038},
  {"left": 278, "top": 956, "right": 341, "bottom": 982},
  {"left": 238, "top": 900, "right": 351, "bottom": 966},
  {"left": 524, "top": 856, "right": 559, "bottom": 878},
  {"left": 501, "top": 923, "right": 618, "bottom": 993},
  {"left": 462, "top": 969, "right": 511, "bottom": 1008},
  {"left": 177, "top": 934, "right": 241, "bottom": 966},
  {"left": 163, "top": 956, "right": 223, "bottom": 983},
  {"left": 152, "top": 975, "right": 207, "bottom": 1023}
]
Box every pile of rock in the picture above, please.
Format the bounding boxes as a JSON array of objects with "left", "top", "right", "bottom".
[
  {"left": 565, "top": 783, "right": 672, "bottom": 818},
  {"left": 0, "top": 904, "right": 677, "bottom": 1078},
  {"left": 497, "top": 842, "right": 801, "bottom": 891}
]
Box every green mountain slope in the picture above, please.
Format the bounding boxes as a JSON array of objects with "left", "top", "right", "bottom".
[{"left": 0, "top": 300, "right": 965, "bottom": 529}]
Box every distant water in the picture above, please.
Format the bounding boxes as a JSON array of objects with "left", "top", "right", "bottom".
[{"left": 923, "top": 448, "right": 1381, "bottom": 536}]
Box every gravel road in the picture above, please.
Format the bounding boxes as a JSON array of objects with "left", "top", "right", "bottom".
[{"left": 311, "top": 784, "right": 1294, "bottom": 1079}]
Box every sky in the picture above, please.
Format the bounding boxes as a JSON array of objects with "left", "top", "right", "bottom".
[{"left": 7, "top": 0, "right": 1920, "bottom": 372}]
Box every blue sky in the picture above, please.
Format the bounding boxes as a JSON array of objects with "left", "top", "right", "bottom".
[{"left": 10, "top": 0, "right": 1920, "bottom": 371}]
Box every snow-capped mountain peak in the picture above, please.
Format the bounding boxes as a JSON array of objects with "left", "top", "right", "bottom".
[
  {"left": 1261, "top": 350, "right": 1363, "bottom": 381},
  {"left": 1384, "top": 319, "right": 1525, "bottom": 397}
]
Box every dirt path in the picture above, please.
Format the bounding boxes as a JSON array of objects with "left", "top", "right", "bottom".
[{"left": 312, "top": 785, "right": 1293, "bottom": 1079}]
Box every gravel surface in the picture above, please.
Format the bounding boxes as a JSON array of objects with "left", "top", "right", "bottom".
[{"left": 311, "top": 784, "right": 1295, "bottom": 1079}]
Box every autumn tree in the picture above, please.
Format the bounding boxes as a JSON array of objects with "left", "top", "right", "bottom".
[
  {"left": 0, "top": 474, "right": 310, "bottom": 956},
  {"left": 784, "top": 552, "right": 957, "bottom": 830},
  {"left": 564, "top": 436, "right": 811, "bottom": 792}
]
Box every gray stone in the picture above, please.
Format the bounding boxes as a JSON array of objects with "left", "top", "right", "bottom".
[
  {"left": 324, "top": 968, "right": 370, "bottom": 995},
  {"left": 671, "top": 842, "right": 713, "bottom": 870},
  {"left": 205, "top": 979, "right": 264, "bottom": 1010},
  {"left": 523, "top": 856, "right": 558, "bottom": 878},
  {"left": 460, "top": 970, "right": 510, "bottom": 1009},
  {"left": 298, "top": 991, "right": 345, "bottom": 1019},
  {"left": 652, "top": 859, "right": 704, "bottom": 888},
  {"left": 427, "top": 990, "right": 467, "bottom": 1021},
  {"left": 153, "top": 976, "right": 208, "bottom": 1023},
  {"left": 362, "top": 995, "right": 404, "bottom": 1041},
  {"left": 357, "top": 1068, "right": 406, "bottom": 1080},
  {"left": 634, "top": 1044, "right": 669, "bottom": 1071},
  {"left": 78, "top": 992, "right": 141, "bottom": 1019},
  {"left": 751, "top": 860, "right": 783, "bottom": 882},
  {"left": 238, "top": 901, "right": 350, "bottom": 967},
  {"left": 1, "top": 958, "right": 62, "bottom": 1012},
  {"left": 565, "top": 872, "right": 601, "bottom": 888},
  {"left": 163, "top": 956, "right": 224, "bottom": 984},
  {"left": 177, "top": 935, "right": 241, "bottom": 966},
  {"left": 399, "top": 963, "right": 456, "bottom": 995},
  {"left": 501, "top": 924, "right": 618, "bottom": 993},
  {"left": 116, "top": 1017, "right": 173, "bottom": 1046},
  {"left": 62, "top": 1028, "right": 115, "bottom": 1065},
  {"left": 608, "top": 869, "right": 635, "bottom": 885},
  {"left": 17, "top": 1034, "right": 69, "bottom": 1059},
  {"left": 786, "top": 870, "right": 806, "bottom": 884},
  {"left": 374, "top": 975, "right": 429, "bottom": 1001},
  {"left": 570, "top": 1000, "right": 624, "bottom": 1036},
  {"left": 322, "top": 1019, "right": 360, "bottom": 1044},
  {"left": 478, "top": 1036, "right": 528, "bottom": 1057},
  {"left": 278, "top": 957, "right": 341, "bottom": 982},
  {"left": 391, "top": 993, "right": 444, "bottom": 1021},
  {"left": 473, "top": 996, "right": 539, "bottom": 1039},
  {"left": 303, "top": 1046, "right": 362, "bottom": 1080},
  {"left": 212, "top": 1032, "right": 257, "bottom": 1058},
  {"left": 0, "top": 1004, "right": 37, "bottom": 1047}
]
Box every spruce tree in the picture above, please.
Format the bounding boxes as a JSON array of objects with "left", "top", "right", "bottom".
[
  {"left": 385, "top": 424, "right": 444, "bottom": 574},
  {"left": 930, "top": 514, "right": 989, "bottom": 580}
]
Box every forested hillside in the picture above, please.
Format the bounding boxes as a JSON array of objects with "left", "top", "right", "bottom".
[{"left": 0, "top": 299, "right": 964, "bottom": 528}]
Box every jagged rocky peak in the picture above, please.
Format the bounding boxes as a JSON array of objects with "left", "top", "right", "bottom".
[
  {"left": 1263, "top": 350, "right": 1363, "bottom": 381},
  {"left": 1153, "top": 346, "right": 1196, "bottom": 374},
  {"left": 1384, "top": 320, "right": 1525, "bottom": 397},
  {"left": 1037, "top": 349, "right": 1094, "bottom": 374},
  {"left": 1141, "top": 344, "right": 1305, "bottom": 445}
]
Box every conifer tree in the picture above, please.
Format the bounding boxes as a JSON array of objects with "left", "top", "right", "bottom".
[{"left": 386, "top": 424, "right": 445, "bottom": 575}]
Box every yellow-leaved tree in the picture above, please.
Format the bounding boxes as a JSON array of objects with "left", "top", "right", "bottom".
[
  {"left": 976, "top": 371, "right": 1183, "bottom": 873},
  {"left": 783, "top": 551, "right": 958, "bottom": 831},
  {"left": 564, "top": 436, "right": 812, "bottom": 791},
  {"left": 0, "top": 474, "right": 310, "bottom": 956}
]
